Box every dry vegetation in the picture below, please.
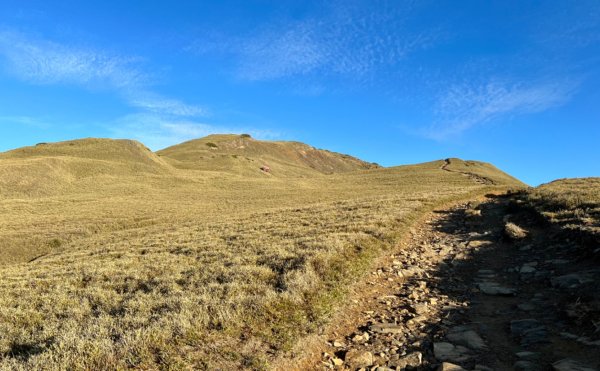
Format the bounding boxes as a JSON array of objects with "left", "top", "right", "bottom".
[
  {"left": 0, "top": 135, "right": 524, "bottom": 369},
  {"left": 156, "top": 134, "right": 380, "bottom": 176},
  {"left": 519, "top": 177, "right": 600, "bottom": 235}
]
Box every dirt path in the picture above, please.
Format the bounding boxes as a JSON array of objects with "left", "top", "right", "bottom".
[
  {"left": 292, "top": 194, "right": 600, "bottom": 370},
  {"left": 440, "top": 159, "right": 495, "bottom": 185}
]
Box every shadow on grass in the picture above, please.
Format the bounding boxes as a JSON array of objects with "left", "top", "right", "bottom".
[
  {"left": 4, "top": 337, "right": 54, "bottom": 362},
  {"left": 409, "top": 194, "right": 600, "bottom": 369}
]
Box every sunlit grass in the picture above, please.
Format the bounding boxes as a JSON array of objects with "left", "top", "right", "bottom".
[
  {"left": 520, "top": 177, "right": 600, "bottom": 234},
  {"left": 0, "top": 138, "right": 523, "bottom": 369}
]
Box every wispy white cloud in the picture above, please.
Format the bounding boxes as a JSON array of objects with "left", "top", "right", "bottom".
[
  {"left": 126, "top": 92, "right": 208, "bottom": 117},
  {"left": 0, "top": 30, "right": 247, "bottom": 146},
  {"left": 0, "top": 30, "right": 206, "bottom": 119},
  {"left": 0, "top": 31, "right": 145, "bottom": 88},
  {"left": 423, "top": 79, "right": 579, "bottom": 140},
  {"left": 0, "top": 115, "right": 52, "bottom": 129},
  {"left": 236, "top": 20, "right": 327, "bottom": 81},
  {"left": 190, "top": 2, "right": 436, "bottom": 82},
  {"left": 109, "top": 113, "right": 279, "bottom": 150},
  {"left": 0, "top": 30, "right": 281, "bottom": 147}
]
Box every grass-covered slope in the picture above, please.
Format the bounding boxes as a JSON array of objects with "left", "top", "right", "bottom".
[
  {"left": 157, "top": 134, "right": 379, "bottom": 176},
  {"left": 443, "top": 157, "right": 527, "bottom": 186},
  {"left": 1, "top": 138, "right": 164, "bottom": 165},
  {"left": 0, "top": 136, "right": 525, "bottom": 370},
  {"left": 0, "top": 138, "right": 172, "bottom": 197},
  {"left": 518, "top": 177, "right": 600, "bottom": 236}
]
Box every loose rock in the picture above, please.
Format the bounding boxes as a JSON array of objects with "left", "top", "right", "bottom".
[
  {"left": 447, "top": 326, "right": 487, "bottom": 350},
  {"left": 344, "top": 349, "right": 374, "bottom": 369},
  {"left": 392, "top": 351, "right": 422, "bottom": 369},
  {"left": 433, "top": 342, "right": 470, "bottom": 362},
  {"left": 478, "top": 282, "right": 517, "bottom": 296},
  {"left": 370, "top": 323, "right": 404, "bottom": 334},
  {"left": 438, "top": 362, "right": 467, "bottom": 371}
]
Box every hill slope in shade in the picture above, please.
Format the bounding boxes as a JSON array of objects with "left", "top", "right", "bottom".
[{"left": 157, "top": 134, "right": 380, "bottom": 176}]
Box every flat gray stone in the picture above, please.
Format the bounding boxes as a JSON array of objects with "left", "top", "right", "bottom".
[
  {"left": 370, "top": 323, "right": 404, "bottom": 334},
  {"left": 551, "top": 273, "right": 595, "bottom": 289},
  {"left": 510, "top": 319, "right": 549, "bottom": 346},
  {"left": 520, "top": 265, "right": 537, "bottom": 274},
  {"left": 433, "top": 342, "right": 470, "bottom": 362},
  {"left": 478, "top": 282, "right": 517, "bottom": 296},
  {"left": 552, "top": 358, "right": 597, "bottom": 371},
  {"left": 447, "top": 327, "right": 487, "bottom": 350}
]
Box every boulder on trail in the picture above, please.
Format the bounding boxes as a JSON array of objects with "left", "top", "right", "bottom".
[
  {"left": 447, "top": 326, "right": 488, "bottom": 350},
  {"left": 344, "top": 349, "right": 374, "bottom": 369},
  {"left": 505, "top": 222, "right": 528, "bottom": 239}
]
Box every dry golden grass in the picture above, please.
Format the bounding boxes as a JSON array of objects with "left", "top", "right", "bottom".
[
  {"left": 443, "top": 158, "right": 525, "bottom": 186},
  {"left": 0, "top": 136, "right": 523, "bottom": 369},
  {"left": 520, "top": 177, "right": 600, "bottom": 235},
  {"left": 157, "top": 134, "right": 379, "bottom": 177}
]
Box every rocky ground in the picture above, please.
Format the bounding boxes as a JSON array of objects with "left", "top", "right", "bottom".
[{"left": 317, "top": 194, "right": 600, "bottom": 371}]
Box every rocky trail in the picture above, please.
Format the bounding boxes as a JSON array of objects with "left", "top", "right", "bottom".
[{"left": 315, "top": 194, "right": 600, "bottom": 371}]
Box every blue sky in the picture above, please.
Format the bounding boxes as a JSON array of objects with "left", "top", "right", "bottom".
[{"left": 0, "top": 1, "right": 598, "bottom": 185}]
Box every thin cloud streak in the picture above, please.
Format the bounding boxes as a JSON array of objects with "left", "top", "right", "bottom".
[
  {"left": 110, "top": 113, "right": 280, "bottom": 150},
  {"left": 236, "top": 20, "right": 327, "bottom": 81},
  {"left": 0, "top": 115, "right": 52, "bottom": 129},
  {"left": 0, "top": 30, "right": 206, "bottom": 118},
  {"left": 0, "top": 30, "right": 240, "bottom": 147},
  {"left": 423, "top": 79, "right": 579, "bottom": 140},
  {"left": 190, "top": 2, "right": 437, "bottom": 82},
  {"left": 126, "top": 93, "right": 208, "bottom": 117},
  {"left": 0, "top": 31, "right": 145, "bottom": 88}
]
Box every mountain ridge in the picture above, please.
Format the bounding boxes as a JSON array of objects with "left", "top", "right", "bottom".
[
  {"left": 0, "top": 133, "right": 529, "bottom": 370},
  {"left": 0, "top": 134, "right": 525, "bottom": 197},
  {"left": 157, "top": 133, "right": 380, "bottom": 176}
]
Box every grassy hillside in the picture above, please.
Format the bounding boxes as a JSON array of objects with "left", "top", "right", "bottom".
[
  {"left": 157, "top": 134, "right": 379, "bottom": 176},
  {"left": 0, "top": 136, "right": 524, "bottom": 370},
  {"left": 518, "top": 177, "right": 600, "bottom": 236},
  {"left": 0, "top": 138, "right": 172, "bottom": 198},
  {"left": 443, "top": 157, "right": 526, "bottom": 186}
]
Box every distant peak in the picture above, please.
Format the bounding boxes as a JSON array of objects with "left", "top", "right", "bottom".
[{"left": 157, "top": 134, "right": 379, "bottom": 175}]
